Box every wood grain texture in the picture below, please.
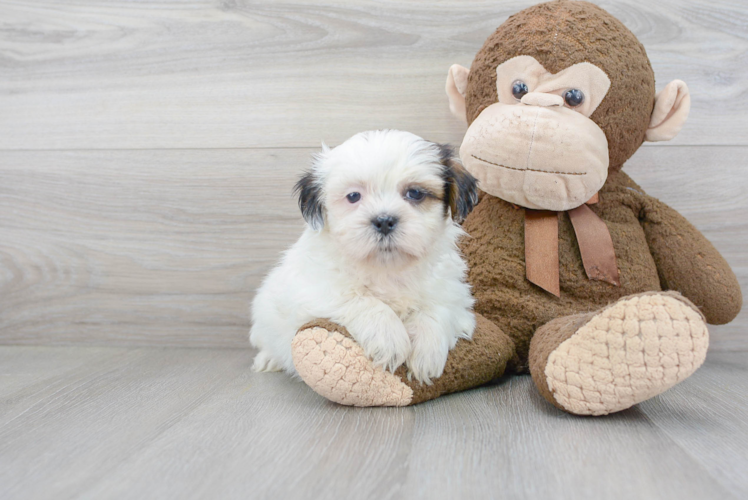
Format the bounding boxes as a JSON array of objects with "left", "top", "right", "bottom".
[
  {"left": 639, "top": 351, "right": 748, "bottom": 500},
  {"left": 1, "top": 0, "right": 747, "bottom": 150},
  {"left": 0, "top": 148, "right": 305, "bottom": 347},
  {"left": 0, "top": 345, "right": 745, "bottom": 500},
  {"left": 1, "top": 146, "right": 745, "bottom": 348},
  {"left": 0, "top": 346, "right": 250, "bottom": 499}
]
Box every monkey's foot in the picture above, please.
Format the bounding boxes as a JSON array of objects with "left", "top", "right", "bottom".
[
  {"left": 291, "top": 320, "right": 414, "bottom": 406},
  {"left": 529, "top": 292, "right": 709, "bottom": 416},
  {"left": 292, "top": 316, "right": 515, "bottom": 407}
]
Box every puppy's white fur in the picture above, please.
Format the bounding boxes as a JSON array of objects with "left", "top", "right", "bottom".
[{"left": 250, "top": 130, "right": 476, "bottom": 384}]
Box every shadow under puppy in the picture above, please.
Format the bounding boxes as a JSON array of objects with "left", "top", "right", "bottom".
[{"left": 250, "top": 130, "right": 479, "bottom": 384}]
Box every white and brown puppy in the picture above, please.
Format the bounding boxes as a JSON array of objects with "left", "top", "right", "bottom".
[{"left": 249, "top": 130, "right": 479, "bottom": 384}]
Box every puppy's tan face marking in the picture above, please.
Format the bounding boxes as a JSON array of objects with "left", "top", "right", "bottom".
[{"left": 401, "top": 182, "right": 443, "bottom": 207}]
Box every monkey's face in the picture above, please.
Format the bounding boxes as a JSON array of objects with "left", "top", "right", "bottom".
[
  {"left": 459, "top": 56, "right": 611, "bottom": 211},
  {"left": 446, "top": 1, "right": 691, "bottom": 213},
  {"left": 446, "top": 2, "right": 691, "bottom": 213}
]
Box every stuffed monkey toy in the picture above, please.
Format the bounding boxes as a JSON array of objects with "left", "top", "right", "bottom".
[{"left": 289, "top": 0, "right": 742, "bottom": 415}]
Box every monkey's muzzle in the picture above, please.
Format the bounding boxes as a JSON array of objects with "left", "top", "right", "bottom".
[{"left": 460, "top": 103, "right": 609, "bottom": 211}]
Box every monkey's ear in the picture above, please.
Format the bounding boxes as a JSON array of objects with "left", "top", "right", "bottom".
[
  {"left": 439, "top": 144, "right": 479, "bottom": 222},
  {"left": 294, "top": 170, "right": 324, "bottom": 230},
  {"left": 446, "top": 64, "right": 470, "bottom": 124},
  {"left": 645, "top": 80, "right": 690, "bottom": 142}
]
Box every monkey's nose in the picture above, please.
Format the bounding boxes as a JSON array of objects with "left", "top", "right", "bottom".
[
  {"left": 372, "top": 215, "right": 398, "bottom": 236},
  {"left": 521, "top": 92, "right": 564, "bottom": 107}
]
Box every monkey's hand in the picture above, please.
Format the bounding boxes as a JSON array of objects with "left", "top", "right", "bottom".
[{"left": 640, "top": 196, "right": 742, "bottom": 325}]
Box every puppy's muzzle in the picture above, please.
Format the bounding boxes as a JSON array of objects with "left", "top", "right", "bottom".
[{"left": 372, "top": 214, "right": 398, "bottom": 236}]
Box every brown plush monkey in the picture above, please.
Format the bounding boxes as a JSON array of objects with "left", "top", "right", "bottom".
[{"left": 290, "top": 0, "right": 742, "bottom": 415}]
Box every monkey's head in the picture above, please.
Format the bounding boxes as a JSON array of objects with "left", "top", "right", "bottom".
[{"left": 446, "top": 0, "right": 690, "bottom": 211}]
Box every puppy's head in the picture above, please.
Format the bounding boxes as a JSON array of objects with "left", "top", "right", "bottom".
[{"left": 295, "top": 130, "right": 478, "bottom": 265}]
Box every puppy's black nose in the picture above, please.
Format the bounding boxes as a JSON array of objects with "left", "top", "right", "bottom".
[{"left": 372, "top": 214, "right": 398, "bottom": 236}]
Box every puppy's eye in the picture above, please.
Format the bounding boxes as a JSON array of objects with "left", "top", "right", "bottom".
[
  {"left": 405, "top": 188, "right": 426, "bottom": 202},
  {"left": 512, "top": 80, "right": 529, "bottom": 100},
  {"left": 346, "top": 192, "right": 361, "bottom": 203},
  {"left": 564, "top": 89, "right": 584, "bottom": 107}
]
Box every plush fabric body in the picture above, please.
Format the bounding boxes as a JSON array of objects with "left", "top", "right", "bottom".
[{"left": 463, "top": 170, "right": 740, "bottom": 371}]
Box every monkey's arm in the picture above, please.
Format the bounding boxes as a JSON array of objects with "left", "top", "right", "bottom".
[{"left": 640, "top": 197, "right": 742, "bottom": 325}]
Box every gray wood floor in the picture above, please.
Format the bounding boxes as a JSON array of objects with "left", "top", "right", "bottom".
[
  {"left": 1, "top": 1, "right": 747, "bottom": 499},
  {"left": 0, "top": 347, "right": 747, "bottom": 500}
]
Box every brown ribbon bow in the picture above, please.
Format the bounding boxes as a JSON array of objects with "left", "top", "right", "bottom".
[{"left": 524, "top": 193, "right": 620, "bottom": 297}]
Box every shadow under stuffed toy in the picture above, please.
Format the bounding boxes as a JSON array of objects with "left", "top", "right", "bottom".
[{"left": 289, "top": 0, "right": 742, "bottom": 415}]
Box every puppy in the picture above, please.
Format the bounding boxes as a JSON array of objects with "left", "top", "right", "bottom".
[{"left": 249, "top": 130, "right": 479, "bottom": 384}]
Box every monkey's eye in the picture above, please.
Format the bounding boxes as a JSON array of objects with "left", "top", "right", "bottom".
[
  {"left": 405, "top": 188, "right": 426, "bottom": 202},
  {"left": 346, "top": 192, "right": 361, "bottom": 203},
  {"left": 512, "top": 80, "right": 529, "bottom": 100},
  {"left": 564, "top": 89, "right": 585, "bottom": 107}
]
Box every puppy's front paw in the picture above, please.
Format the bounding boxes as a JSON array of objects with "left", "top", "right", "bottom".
[
  {"left": 455, "top": 309, "right": 477, "bottom": 341},
  {"left": 252, "top": 350, "right": 283, "bottom": 372},
  {"left": 406, "top": 322, "right": 450, "bottom": 385},
  {"left": 349, "top": 314, "right": 411, "bottom": 373}
]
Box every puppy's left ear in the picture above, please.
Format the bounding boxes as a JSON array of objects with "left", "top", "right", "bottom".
[
  {"left": 294, "top": 170, "right": 324, "bottom": 230},
  {"left": 439, "top": 144, "right": 479, "bottom": 223}
]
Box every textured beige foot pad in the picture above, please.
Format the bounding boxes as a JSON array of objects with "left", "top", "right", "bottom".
[
  {"left": 532, "top": 292, "right": 709, "bottom": 416},
  {"left": 293, "top": 315, "right": 515, "bottom": 407},
  {"left": 292, "top": 325, "right": 414, "bottom": 407}
]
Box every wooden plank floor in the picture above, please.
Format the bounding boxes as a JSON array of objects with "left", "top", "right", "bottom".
[
  {"left": 0, "top": 346, "right": 746, "bottom": 500},
  {"left": 1, "top": 1, "right": 747, "bottom": 499}
]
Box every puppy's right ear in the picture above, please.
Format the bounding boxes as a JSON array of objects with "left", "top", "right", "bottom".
[
  {"left": 294, "top": 171, "right": 324, "bottom": 230},
  {"left": 438, "top": 144, "right": 479, "bottom": 223}
]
